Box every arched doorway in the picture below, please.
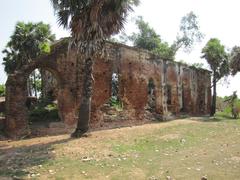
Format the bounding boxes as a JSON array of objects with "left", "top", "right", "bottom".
[
  {"left": 4, "top": 57, "right": 64, "bottom": 138},
  {"left": 26, "top": 69, "right": 61, "bottom": 135},
  {"left": 146, "top": 78, "right": 156, "bottom": 112}
]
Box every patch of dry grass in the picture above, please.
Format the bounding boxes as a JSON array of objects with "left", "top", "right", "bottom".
[{"left": 0, "top": 118, "right": 240, "bottom": 179}]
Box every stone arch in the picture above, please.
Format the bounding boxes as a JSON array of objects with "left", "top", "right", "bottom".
[{"left": 4, "top": 54, "right": 64, "bottom": 138}]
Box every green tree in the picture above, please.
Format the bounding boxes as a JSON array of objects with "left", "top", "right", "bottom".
[
  {"left": 51, "top": 0, "right": 139, "bottom": 137},
  {"left": 2, "top": 22, "right": 55, "bottom": 73},
  {"left": 201, "top": 38, "right": 229, "bottom": 116},
  {"left": 230, "top": 46, "right": 240, "bottom": 75},
  {"left": 2, "top": 22, "right": 55, "bottom": 97},
  {"left": 191, "top": 62, "right": 204, "bottom": 69},
  {"left": 172, "top": 11, "right": 204, "bottom": 54},
  {"left": 126, "top": 12, "right": 203, "bottom": 60},
  {"left": 129, "top": 16, "right": 174, "bottom": 60}
]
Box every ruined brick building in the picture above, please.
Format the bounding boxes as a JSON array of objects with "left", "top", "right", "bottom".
[{"left": 4, "top": 38, "right": 211, "bottom": 138}]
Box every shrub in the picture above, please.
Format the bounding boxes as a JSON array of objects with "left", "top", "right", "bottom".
[
  {"left": 109, "top": 97, "right": 123, "bottom": 111},
  {"left": 29, "top": 103, "right": 59, "bottom": 122},
  {"left": 0, "top": 85, "right": 5, "bottom": 97}
]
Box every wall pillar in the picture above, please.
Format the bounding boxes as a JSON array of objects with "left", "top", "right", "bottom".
[{"left": 4, "top": 74, "right": 30, "bottom": 139}]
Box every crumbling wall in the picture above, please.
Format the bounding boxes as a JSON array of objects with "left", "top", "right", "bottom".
[{"left": 4, "top": 38, "right": 212, "bottom": 138}]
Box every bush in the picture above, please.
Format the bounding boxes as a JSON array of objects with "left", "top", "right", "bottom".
[
  {"left": 109, "top": 97, "right": 123, "bottom": 111},
  {"left": 0, "top": 85, "right": 5, "bottom": 97},
  {"left": 29, "top": 103, "right": 59, "bottom": 122},
  {"left": 216, "top": 99, "right": 240, "bottom": 119}
]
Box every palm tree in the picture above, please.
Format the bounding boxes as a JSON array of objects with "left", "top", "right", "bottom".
[
  {"left": 50, "top": 0, "right": 139, "bottom": 137},
  {"left": 2, "top": 22, "right": 55, "bottom": 97}
]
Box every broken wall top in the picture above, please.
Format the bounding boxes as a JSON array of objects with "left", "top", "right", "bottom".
[{"left": 50, "top": 37, "right": 211, "bottom": 76}]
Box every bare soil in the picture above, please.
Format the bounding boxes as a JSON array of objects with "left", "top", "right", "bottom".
[{"left": 0, "top": 118, "right": 240, "bottom": 180}]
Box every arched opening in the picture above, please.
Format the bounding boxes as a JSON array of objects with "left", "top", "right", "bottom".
[
  {"left": 109, "top": 72, "right": 123, "bottom": 109},
  {"left": 180, "top": 84, "right": 186, "bottom": 113},
  {"left": 166, "top": 84, "right": 172, "bottom": 106},
  {"left": 98, "top": 71, "right": 125, "bottom": 124},
  {"left": 146, "top": 78, "right": 156, "bottom": 112},
  {"left": 26, "top": 68, "right": 61, "bottom": 129}
]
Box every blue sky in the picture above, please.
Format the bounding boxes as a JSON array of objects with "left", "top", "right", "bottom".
[{"left": 0, "top": 0, "right": 240, "bottom": 97}]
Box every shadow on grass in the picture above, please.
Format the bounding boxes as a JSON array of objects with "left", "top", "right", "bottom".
[{"left": 0, "top": 137, "right": 72, "bottom": 179}]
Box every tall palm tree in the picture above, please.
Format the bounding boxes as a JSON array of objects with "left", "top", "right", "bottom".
[{"left": 50, "top": 0, "right": 139, "bottom": 137}]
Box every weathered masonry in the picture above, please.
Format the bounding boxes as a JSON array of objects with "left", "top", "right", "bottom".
[{"left": 4, "top": 38, "right": 211, "bottom": 138}]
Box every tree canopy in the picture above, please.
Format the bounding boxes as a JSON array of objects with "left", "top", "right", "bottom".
[
  {"left": 51, "top": 0, "right": 139, "bottom": 56},
  {"left": 201, "top": 38, "right": 229, "bottom": 115},
  {"left": 202, "top": 38, "right": 229, "bottom": 82},
  {"left": 172, "top": 11, "right": 204, "bottom": 54},
  {"left": 230, "top": 46, "right": 240, "bottom": 75},
  {"left": 2, "top": 22, "right": 55, "bottom": 74},
  {"left": 121, "top": 11, "right": 203, "bottom": 60},
  {"left": 129, "top": 16, "right": 174, "bottom": 60}
]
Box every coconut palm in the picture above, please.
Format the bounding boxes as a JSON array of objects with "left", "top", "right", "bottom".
[{"left": 50, "top": 0, "right": 139, "bottom": 137}]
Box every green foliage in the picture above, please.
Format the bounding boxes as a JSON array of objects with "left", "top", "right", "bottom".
[
  {"left": 172, "top": 11, "right": 204, "bottom": 53},
  {"left": 129, "top": 16, "right": 174, "bottom": 60},
  {"left": 2, "top": 22, "right": 55, "bottom": 98},
  {"left": 202, "top": 38, "right": 229, "bottom": 80},
  {"left": 230, "top": 46, "right": 240, "bottom": 75},
  {"left": 0, "top": 84, "right": 5, "bottom": 97},
  {"left": 109, "top": 97, "right": 123, "bottom": 111},
  {"left": 124, "top": 12, "right": 203, "bottom": 60},
  {"left": 51, "top": 0, "right": 139, "bottom": 57},
  {"left": 190, "top": 62, "right": 204, "bottom": 69},
  {"left": 39, "top": 42, "right": 51, "bottom": 54},
  {"left": 201, "top": 38, "right": 229, "bottom": 116},
  {"left": 216, "top": 95, "right": 240, "bottom": 119},
  {"left": 2, "top": 22, "right": 55, "bottom": 74},
  {"left": 29, "top": 103, "right": 59, "bottom": 122}
]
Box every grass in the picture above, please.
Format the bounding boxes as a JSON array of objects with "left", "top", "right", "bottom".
[{"left": 0, "top": 117, "right": 240, "bottom": 179}]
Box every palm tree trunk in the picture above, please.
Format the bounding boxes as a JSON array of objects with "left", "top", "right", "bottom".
[
  {"left": 71, "top": 58, "right": 94, "bottom": 137},
  {"left": 211, "top": 71, "right": 217, "bottom": 116}
]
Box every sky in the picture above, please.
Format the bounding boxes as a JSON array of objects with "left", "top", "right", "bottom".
[{"left": 0, "top": 0, "right": 240, "bottom": 97}]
